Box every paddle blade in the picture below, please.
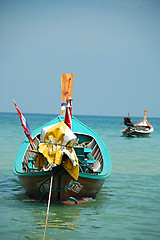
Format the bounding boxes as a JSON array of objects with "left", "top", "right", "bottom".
[{"left": 61, "top": 74, "right": 74, "bottom": 115}]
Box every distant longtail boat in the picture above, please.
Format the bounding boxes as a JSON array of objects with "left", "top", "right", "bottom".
[{"left": 121, "top": 110, "right": 154, "bottom": 137}]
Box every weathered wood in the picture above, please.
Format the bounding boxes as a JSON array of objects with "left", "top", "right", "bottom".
[{"left": 61, "top": 73, "right": 74, "bottom": 115}]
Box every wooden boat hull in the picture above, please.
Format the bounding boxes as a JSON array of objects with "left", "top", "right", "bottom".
[
  {"left": 14, "top": 116, "right": 111, "bottom": 203},
  {"left": 18, "top": 169, "right": 104, "bottom": 203},
  {"left": 121, "top": 128, "right": 152, "bottom": 137},
  {"left": 121, "top": 124, "right": 154, "bottom": 137}
]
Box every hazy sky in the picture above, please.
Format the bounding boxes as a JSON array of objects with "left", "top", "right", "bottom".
[{"left": 1, "top": 0, "right": 160, "bottom": 117}]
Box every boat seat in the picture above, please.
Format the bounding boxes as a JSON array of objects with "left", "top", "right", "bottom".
[
  {"left": 28, "top": 158, "right": 38, "bottom": 170},
  {"left": 84, "top": 148, "right": 92, "bottom": 154},
  {"left": 77, "top": 154, "right": 95, "bottom": 164},
  {"left": 77, "top": 155, "right": 86, "bottom": 161},
  {"left": 87, "top": 153, "right": 94, "bottom": 160},
  {"left": 73, "top": 147, "right": 96, "bottom": 173},
  {"left": 86, "top": 159, "right": 94, "bottom": 164},
  {"left": 74, "top": 147, "right": 84, "bottom": 155},
  {"left": 74, "top": 147, "right": 86, "bottom": 162}
]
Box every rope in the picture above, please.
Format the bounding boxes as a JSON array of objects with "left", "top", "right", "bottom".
[
  {"left": 43, "top": 175, "right": 53, "bottom": 240},
  {"left": 58, "top": 115, "right": 63, "bottom": 122},
  {"left": 37, "top": 168, "right": 64, "bottom": 201},
  {"left": 37, "top": 167, "right": 76, "bottom": 203},
  {"left": 39, "top": 179, "right": 76, "bottom": 202}
]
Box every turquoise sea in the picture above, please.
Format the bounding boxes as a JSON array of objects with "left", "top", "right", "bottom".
[{"left": 0, "top": 112, "right": 160, "bottom": 240}]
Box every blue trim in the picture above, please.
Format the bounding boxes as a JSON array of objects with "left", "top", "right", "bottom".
[{"left": 61, "top": 103, "right": 67, "bottom": 106}]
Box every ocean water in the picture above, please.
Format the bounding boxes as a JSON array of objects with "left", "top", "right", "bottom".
[{"left": 0, "top": 112, "right": 160, "bottom": 240}]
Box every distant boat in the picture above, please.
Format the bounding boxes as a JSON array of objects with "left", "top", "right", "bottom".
[
  {"left": 13, "top": 74, "right": 112, "bottom": 204},
  {"left": 121, "top": 110, "right": 154, "bottom": 137}
]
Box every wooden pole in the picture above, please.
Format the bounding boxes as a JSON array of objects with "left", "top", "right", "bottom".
[
  {"left": 43, "top": 175, "right": 53, "bottom": 240},
  {"left": 60, "top": 74, "right": 74, "bottom": 115},
  {"left": 25, "top": 133, "right": 35, "bottom": 150},
  {"left": 143, "top": 110, "right": 148, "bottom": 122}
]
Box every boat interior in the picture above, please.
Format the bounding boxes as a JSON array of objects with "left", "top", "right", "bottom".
[
  {"left": 134, "top": 125, "right": 151, "bottom": 131},
  {"left": 22, "top": 132, "right": 103, "bottom": 175}
]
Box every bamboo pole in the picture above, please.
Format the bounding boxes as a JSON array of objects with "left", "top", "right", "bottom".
[{"left": 43, "top": 175, "right": 53, "bottom": 240}]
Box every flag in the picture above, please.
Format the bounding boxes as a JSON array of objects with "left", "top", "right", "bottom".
[
  {"left": 64, "top": 98, "right": 73, "bottom": 129},
  {"left": 13, "top": 100, "right": 34, "bottom": 142}
]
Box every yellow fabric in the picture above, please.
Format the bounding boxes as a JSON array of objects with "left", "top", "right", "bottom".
[
  {"left": 44, "top": 121, "right": 66, "bottom": 144},
  {"left": 38, "top": 121, "right": 79, "bottom": 180},
  {"left": 64, "top": 144, "right": 79, "bottom": 166},
  {"left": 38, "top": 143, "right": 63, "bottom": 165},
  {"left": 34, "top": 154, "right": 43, "bottom": 170},
  {"left": 38, "top": 122, "right": 66, "bottom": 164},
  {"left": 63, "top": 158, "right": 79, "bottom": 180}
]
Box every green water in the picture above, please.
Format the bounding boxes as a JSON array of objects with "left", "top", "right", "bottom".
[{"left": 0, "top": 113, "right": 160, "bottom": 239}]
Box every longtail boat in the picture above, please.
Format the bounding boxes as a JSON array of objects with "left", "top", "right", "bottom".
[
  {"left": 121, "top": 110, "right": 154, "bottom": 137},
  {"left": 13, "top": 74, "right": 112, "bottom": 204}
]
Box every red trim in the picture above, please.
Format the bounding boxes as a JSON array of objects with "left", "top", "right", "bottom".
[{"left": 134, "top": 120, "right": 153, "bottom": 129}]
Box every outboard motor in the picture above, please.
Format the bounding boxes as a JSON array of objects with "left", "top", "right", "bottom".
[{"left": 124, "top": 117, "right": 134, "bottom": 127}]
